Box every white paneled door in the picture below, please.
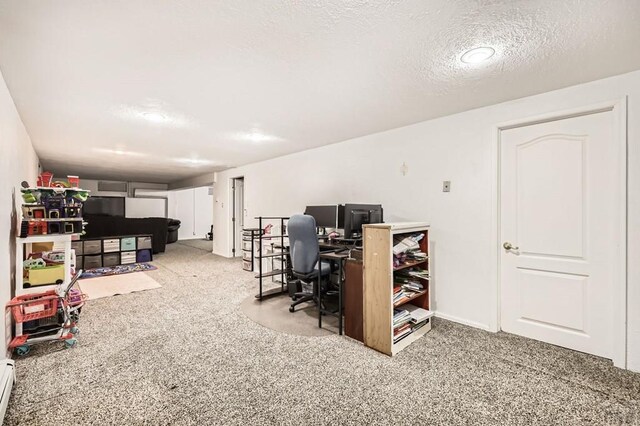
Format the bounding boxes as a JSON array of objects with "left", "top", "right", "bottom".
[{"left": 500, "top": 109, "right": 624, "bottom": 360}]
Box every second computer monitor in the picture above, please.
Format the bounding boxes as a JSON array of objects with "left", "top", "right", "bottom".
[
  {"left": 304, "top": 205, "right": 338, "bottom": 228},
  {"left": 341, "top": 204, "right": 383, "bottom": 239}
]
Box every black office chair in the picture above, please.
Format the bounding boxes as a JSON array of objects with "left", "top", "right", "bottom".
[{"left": 288, "top": 214, "right": 333, "bottom": 313}]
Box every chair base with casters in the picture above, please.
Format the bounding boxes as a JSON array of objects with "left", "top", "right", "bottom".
[
  {"left": 288, "top": 268, "right": 325, "bottom": 313},
  {"left": 289, "top": 266, "right": 337, "bottom": 313},
  {"left": 289, "top": 285, "right": 315, "bottom": 312}
]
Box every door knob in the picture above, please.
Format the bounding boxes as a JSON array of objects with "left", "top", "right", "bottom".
[{"left": 503, "top": 242, "right": 519, "bottom": 250}]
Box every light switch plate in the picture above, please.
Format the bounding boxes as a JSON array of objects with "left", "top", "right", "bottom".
[{"left": 443, "top": 181, "right": 451, "bottom": 192}]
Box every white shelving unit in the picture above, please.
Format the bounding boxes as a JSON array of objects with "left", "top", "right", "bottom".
[{"left": 13, "top": 234, "right": 77, "bottom": 337}]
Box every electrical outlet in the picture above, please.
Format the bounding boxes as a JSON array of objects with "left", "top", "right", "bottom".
[{"left": 443, "top": 181, "right": 451, "bottom": 192}]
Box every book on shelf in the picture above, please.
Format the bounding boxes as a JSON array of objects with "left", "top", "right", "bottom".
[
  {"left": 392, "top": 282, "right": 425, "bottom": 307},
  {"left": 393, "top": 326, "right": 413, "bottom": 343},
  {"left": 394, "top": 323, "right": 411, "bottom": 335},
  {"left": 393, "top": 308, "right": 412, "bottom": 328},
  {"left": 393, "top": 317, "right": 412, "bottom": 329}
]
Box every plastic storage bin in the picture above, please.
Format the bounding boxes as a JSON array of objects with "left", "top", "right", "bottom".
[{"left": 242, "top": 260, "right": 252, "bottom": 271}]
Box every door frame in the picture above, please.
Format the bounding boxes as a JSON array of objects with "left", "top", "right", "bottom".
[
  {"left": 490, "top": 98, "right": 628, "bottom": 368},
  {"left": 230, "top": 176, "right": 245, "bottom": 258}
]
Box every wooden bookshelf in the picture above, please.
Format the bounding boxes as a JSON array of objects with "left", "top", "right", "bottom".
[{"left": 363, "top": 222, "right": 432, "bottom": 356}]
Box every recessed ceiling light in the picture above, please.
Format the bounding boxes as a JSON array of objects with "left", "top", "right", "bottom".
[
  {"left": 246, "top": 132, "right": 274, "bottom": 143},
  {"left": 142, "top": 111, "right": 167, "bottom": 123},
  {"left": 93, "top": 148, "right": 146, "bottom": 157},
  {"left": 114, "top": 102, "right": 197, "bottom": 129},
  {"left": 460, "top": 47, "right": 495, "bottom": 64},
  {"left": 228, "top": 130, "right": 283, "bottom": 143}
]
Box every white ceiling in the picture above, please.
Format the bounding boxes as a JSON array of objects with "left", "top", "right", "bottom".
[{"left": 1, "top": 1, "right": 639, "bottom": 183}]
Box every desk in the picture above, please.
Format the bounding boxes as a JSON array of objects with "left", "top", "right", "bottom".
[
  {"left": 318, "top": 236, "right": 362, "bottom": 250},
  {"left": 318, "top": 251, "right": 349, "bottom": 334}
]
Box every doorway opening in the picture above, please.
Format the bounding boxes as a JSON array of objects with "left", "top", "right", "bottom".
[{"left": 231, "top": 177, "right": 245, "bottom": 257}]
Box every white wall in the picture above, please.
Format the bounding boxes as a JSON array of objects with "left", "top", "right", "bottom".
[
  {"left": 125, "top": 197, "right": 166, "bottom": 218},
  {"left": 0, "top": 70, "right": 39, "bottom": 355},
  {"left": 213, "top": 70, "right": 640, "bottom": 372},
  {"left": 168, "top": 186, "right": 213, "bottom": 240},
  {"left": 79, "top": 179, "right": 168, "bottom": 198},
  {"left": 168, "top": 172, "right": 215, "bottom": 191},
  {"left": 193, "top": 186, "right": 213, "bottom": 239}
]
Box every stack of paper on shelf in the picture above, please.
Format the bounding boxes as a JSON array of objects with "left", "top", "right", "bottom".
[
  {"left": 406, "top": 268, "right": 430, "bottom": 280},
  {"left": 404, "top": 304, "right": 433, "bottom": 322},
  {"left": 392, "top": 233, "right": 424, "bottom": 255},
  {"left": 406, "top": 250, "right": 427, "bottom": 261},
  {"left": 404, "top": 303, "right": 434, "bottom": 331}
]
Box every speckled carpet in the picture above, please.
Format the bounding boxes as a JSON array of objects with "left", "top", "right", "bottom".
[{"left": 5, "top": 242, "right": 640, "bottom": 425}]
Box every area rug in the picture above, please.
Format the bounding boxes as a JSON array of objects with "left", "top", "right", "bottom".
[
  {"left": 239, "top": 294, "right": 339, "bottom": 337},
  {"left": 79, "top": 263, "right": 157, "bottom": 279},
  {"left": 77, "top": 272, "right": 161, "bottom": 300}
]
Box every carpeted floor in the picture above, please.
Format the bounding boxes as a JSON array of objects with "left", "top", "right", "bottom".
[{"left": 5, "top": 243, "right": 640, "bottom": 425}]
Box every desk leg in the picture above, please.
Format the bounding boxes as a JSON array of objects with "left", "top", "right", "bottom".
[
  {"left": 318, "top": 257, "right": 322, "bottom": 329},
  {"left": 338, "top": 260, "right": 343, "bottom": 335}
]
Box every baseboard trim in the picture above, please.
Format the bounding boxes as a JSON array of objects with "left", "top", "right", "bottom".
[
  {"left": 212, "top": 249, "right": 231, "bottom": 258},
  {"left": 434, "top": 311, "right": 493, "bottom": 332}
]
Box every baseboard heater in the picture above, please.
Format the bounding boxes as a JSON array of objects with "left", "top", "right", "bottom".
[{"left": 0, "top": 360, "right": 15, "bottom": 423}]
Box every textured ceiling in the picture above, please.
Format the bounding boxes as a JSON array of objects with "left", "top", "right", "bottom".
[{"left": 0, "top": 0, "right": 639, "bottom": 183}]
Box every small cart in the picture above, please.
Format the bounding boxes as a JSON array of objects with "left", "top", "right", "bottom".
[{"left": 7, "top": 270, "right": 86, "bottom": 356}]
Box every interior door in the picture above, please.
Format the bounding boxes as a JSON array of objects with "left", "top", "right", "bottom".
[{"left": 500, "top": 110, "right": 621, "bottom": 359}]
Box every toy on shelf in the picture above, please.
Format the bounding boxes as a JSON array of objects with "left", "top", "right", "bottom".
[
  {"left": 18, "top": 173, "right": 90, "bottom": 237},
  {"left": 21, "top": 205, "right": 46, "bottom": 219},
  {"left": 22, "top": 251, "right": 67, "bottom": 288},
  {"left": 37, "top": 172, "right": 53, "bottom": 187},
  {"left": 67, "top": 175, "right": 80, "bottom": 187}
]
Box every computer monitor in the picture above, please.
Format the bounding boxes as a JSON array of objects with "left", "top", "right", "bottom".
[
  {"left": 340, "top": 204, "right": 383, "bottom": 239},
  {"left": 304, "top": 205, "right": 338, "bottom": 228}
]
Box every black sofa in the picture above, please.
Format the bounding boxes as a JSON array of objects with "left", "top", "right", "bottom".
[
  {"left": 167, "top": 219, "right": 181, "bottom": 244},
  {"left": 83, "top": 214, "right": 171, "bottom": 254}
]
